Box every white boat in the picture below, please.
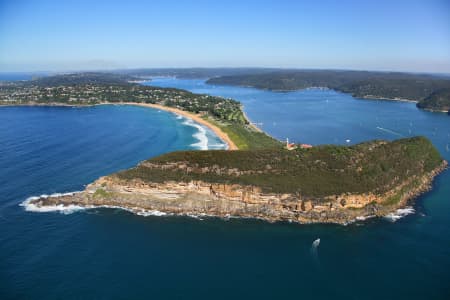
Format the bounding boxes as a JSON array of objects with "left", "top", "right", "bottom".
[{"left": 312, "top": 238, "right": 320, "bottom": 248}]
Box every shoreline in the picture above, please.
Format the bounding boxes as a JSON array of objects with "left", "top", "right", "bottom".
[
  {"left": 21, "top": 160, "right": 448, "bottom": 225},
  {"left": 241, "top": 106, "right": 263, "bottom": 133},
  {"left": 121, "top": 102, "right": 238, "bottom": 150},
  {"left": 359, "top": 95, "right": 418, "bottom": 103},
  {"left": 204, "top": 82, "right": 426, "bottom": 104},
  {"left": 0, "top": 102, "right": 239, "bottom": 150}
]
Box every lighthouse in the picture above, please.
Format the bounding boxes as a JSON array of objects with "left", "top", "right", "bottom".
[
  {"left": 285, "top": 138, "right": 297, "bottom": 150},
  {"left": 286, "top": 137, "right": 312, "bottom": 150}
]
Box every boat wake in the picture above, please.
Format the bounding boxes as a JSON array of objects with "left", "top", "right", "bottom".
[
  {"left": 376, "top": 126, "right": 404, "bottom": 137},
  {"left": 384, "top": 207, "right": 415, "bottom": 222},
  {"left": 310, "top": 238, "right": 321, "bottom": 266}
]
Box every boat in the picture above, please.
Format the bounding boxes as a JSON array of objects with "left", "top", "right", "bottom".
[{"left": 312, "top": 238, "right": 320, "bottom": 248}]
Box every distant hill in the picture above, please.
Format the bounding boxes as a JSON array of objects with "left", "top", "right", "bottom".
[
  {"left": 206, "top": 70, "right": 450, "bottom": 113},
  {"left": 417, "top": 88, "right": 450, "bottom": 113},
  {"left": 115, "top": 68, "right": 279, "bottom": 79},
  {"left": 26, "top": 72, "right": 139, "bottom": 86}
]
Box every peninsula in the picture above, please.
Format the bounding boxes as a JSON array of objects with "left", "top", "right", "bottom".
[
  {"left": 0, "top": 72, "right": 280, "bottom": 150},
  {"left": 6, "top": 72, "right": 447, "bottom": 224}
]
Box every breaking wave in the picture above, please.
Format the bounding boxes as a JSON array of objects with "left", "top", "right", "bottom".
[
  {"left": 207, "top": 142, "right": 227, "bottom": 150},
  {"left": 172, "top": 112, "right": 227, "bottom": 150},
  {"left": 21, "top": 193, "right": 226, "bottom": 222},
  {"left": 20, "top": 192, "right": 84, "bottom": 214},
  {"left": 20, "top": 194, "right": 169, "bottom": 217},
  {"left": 175, "top": 116, "right": 208, "bottom": 150},
  {"left": 355, "top": 215, "right": 375, "bottom": 221},
  {"left": 384, "top": 207, "right": 415, "bottom": 222}
]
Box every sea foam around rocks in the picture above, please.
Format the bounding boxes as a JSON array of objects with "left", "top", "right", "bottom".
[
  {"left": 20, "top": 193, "right": 168, "bottom": 217},
  {"left": 20, "top": 192, "right": 85, "bottom": 214},
  {"left": 20, "top": 193, "right": 225, "bottom": 221},
  {"left": 384, "top": 207, "right": 415, "bottom": 222},
  {"left": 20, "top": 193, "right": 418, "bottom": 224}
]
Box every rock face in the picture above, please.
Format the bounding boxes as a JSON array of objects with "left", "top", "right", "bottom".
[{"left": 29, "top": 160, "right": 447, "bottom": 224}]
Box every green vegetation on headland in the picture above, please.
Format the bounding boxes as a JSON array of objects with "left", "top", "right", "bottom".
[
  {"left": 203, "top": 116, "right": 281, "bottom": 150},
  {"left": 206, "top": 70, "right": 450, "bottom": 113},
  {"left": 0, "top": 72, "right": 281, "bottom": 149},
  {"left": 117, "top": 136, "right": 444, "bottom": 198},
  {"left": 15, "top": 72, "right": 447, "bottom": 221},
  {"left": 27, "top": 136, "right": 446, "bottom": 224}
]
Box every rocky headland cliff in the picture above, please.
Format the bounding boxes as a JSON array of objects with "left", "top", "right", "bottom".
[{"left": 26, "top": 137, "right": 447, "bottom": 224}]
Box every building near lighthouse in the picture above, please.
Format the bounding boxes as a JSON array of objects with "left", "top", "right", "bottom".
[{"left": 286, "top": 138, "right": 312, "bottom": 150}]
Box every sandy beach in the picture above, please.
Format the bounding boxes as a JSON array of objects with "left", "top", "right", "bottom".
[{"left": 123, "top": 102, "right": 238, "bottom": 150}]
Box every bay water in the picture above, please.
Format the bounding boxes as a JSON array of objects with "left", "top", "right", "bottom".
[{"left": 1, "top": 78, "right": 449, "bottom": 299}]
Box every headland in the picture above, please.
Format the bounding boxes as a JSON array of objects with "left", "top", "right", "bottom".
[{"left": 6, "top": 72, "right": 447, "bottom": 224}]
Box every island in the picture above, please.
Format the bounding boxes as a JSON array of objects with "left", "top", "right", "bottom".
[
  {"left": 206, "top": 70, "right": 450, "bottom": 113},
  {"left": 4, "top": 72, "right": 447, "bottom": 224}
]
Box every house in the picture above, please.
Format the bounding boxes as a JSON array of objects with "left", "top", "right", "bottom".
[{"left": 285, "top": 138, "right": 313, "bottom": 150}]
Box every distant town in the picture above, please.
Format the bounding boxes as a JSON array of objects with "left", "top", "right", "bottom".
[
  {"left": 0, "top": 72, "right": 281, "bottom": 150},
  {"left": 0, "top": 72, "right": 247, "bottom": 124}
]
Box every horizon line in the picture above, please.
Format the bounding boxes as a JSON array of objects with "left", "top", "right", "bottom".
[{"left": 1, "top": 67, "right": 450, "bottom": 77}]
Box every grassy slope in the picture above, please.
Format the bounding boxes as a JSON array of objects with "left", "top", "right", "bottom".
[{"left": 203, "top": 116, "right": 281, "bottom": 150}]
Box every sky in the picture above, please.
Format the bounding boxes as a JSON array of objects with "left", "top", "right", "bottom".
[{"left": 0, "top": 0, "right": 449, "bottom": 73}]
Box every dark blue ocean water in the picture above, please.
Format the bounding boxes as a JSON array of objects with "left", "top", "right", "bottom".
[{"left": 1, "top": 79, "right": 450, "bottom": 299}]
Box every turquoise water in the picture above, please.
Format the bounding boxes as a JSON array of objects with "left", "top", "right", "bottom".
[{"left": 1, "top": 79, "right": 450, "bottom": 299}]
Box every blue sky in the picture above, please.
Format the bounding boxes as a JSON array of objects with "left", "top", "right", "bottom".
[{"left": 0, "top": 0, "right": 449, "bottom": 72}]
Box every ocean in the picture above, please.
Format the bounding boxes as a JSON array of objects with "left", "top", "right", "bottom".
[
  {"left": 1, "top": 78, "right": 449, "bottom": 299},
  {"left": 0, "top": 72, "right": 42, "bottom": 81}
]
